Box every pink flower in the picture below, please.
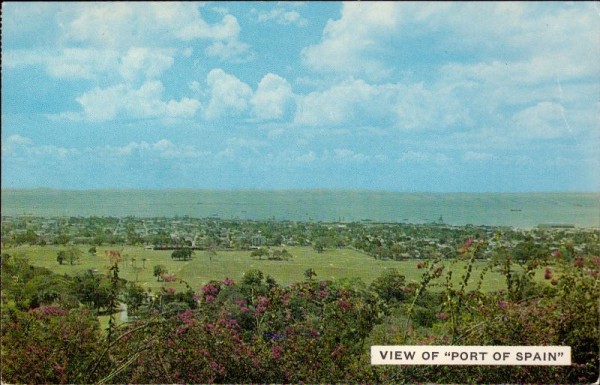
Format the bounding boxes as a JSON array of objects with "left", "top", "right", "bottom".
[
  {"left": 235, "top": 299, "right": 247, "bottom": 307},
  {"left": 464, "top": 237, "right": 474, "bottom": 248},
  {"left": 178, "top": 309, "right": 195, "bottom": 326},
  {"left": 201, "top": 283, "right": 220, "bottom": 296},
  {"left": 256, "top": 296, "right": 269, "bottom": 314},
  {"left": 338, "top": 299, "right": 351, "bottom": 310},
  {"left": 272, "top": 345, "right": 282, "bottom": 359},
  {"left": 30, "top": 306, "right": 68, "bottom": 318},
  {"left": 498, "top": 300, "right": 507, "bottom": 310},
  {"left": 204, "top": 295, "right": 215, "bottom": 303},
  {"left": 222, "top": 277, "right": 234, "bottom": 286},
  {"left": 161, "top": 273, "right": 177, "bottom": 282}
]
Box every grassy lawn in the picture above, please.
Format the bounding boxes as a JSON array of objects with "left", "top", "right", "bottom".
[{"left": 2, "top": 245, "right": 543, "bottom": 294}]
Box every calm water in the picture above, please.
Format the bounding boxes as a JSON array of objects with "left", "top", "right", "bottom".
[{"left": 1, "top": 189, "right": 599, "bottom": 228}]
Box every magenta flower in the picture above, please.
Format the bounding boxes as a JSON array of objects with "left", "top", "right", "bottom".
[{"left": 338, "top": 299, "right": 351, "bottom": 310}]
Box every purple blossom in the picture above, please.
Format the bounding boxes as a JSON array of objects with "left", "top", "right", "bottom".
[
  {"left": 30, "top": 306, "right": 68, "bottom": 318},
  {"left": 201, "top": 283, "right": 220, "bottom": 296},
  {"left": 255, "top": 296, "right": 269, "bottom": 314},
  {"left": 338, "top": 299, "right": 351, "bottom": 310}
]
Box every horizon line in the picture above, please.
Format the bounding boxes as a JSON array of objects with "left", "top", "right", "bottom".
[{"left": 2, "top": 187, "right": 599, "bottom": 194}]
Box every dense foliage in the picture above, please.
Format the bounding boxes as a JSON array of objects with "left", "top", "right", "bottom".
[{"left": 1, "top": 219, "right": 599, "bottom": 383}]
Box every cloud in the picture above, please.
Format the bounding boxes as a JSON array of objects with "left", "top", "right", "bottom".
[
  {"left": 6, "top": 3, "right": 252, "bottom": 80},
  {"left": 296, "top": 150, "right": 317, "bottom": 163},
  {"left": 293, "top": 78, "right": 470, "bottom": 130},
  {"left": 303, "top": 2, "right": 598, "bottom": 85},
  {"left": 4, "top": 136, "right": 207, "bottom": 162},
  {"left": 462, "top": 151, "right": 496, "bottom": 162},
  {"left": 398, "top": 151, "right": 452, "bottom": 166},
  {"left": 72, "top": 81, "right": 200, "bottom": 122},
  {"left": 255, "top": 5, "right": 308, "bottom": 27},
  {"left": 204, "top": 69, "right": 253, "bottom": 120},
  {"left": 205, "top": 39, "right": 253, "bottom": 62},
  {"left": 176, "top": 13, "right": 240, "bottom": 41},
  {"left": 118, "top": 47, "right": 175, "bottom": 83},
  {"left": 5, "top": 134, "right": 33, "bottom": 146},
  {"left": 106, "top": 139, "right": 207, "bottom": 159},
  {"left": 2, "top": 135, "right": 79, "bottom": 159},
  {"left": 302, "top": 2, "right": 400, "bottom": 79},
  {"left": 511, "top": 102, "right": 571, "bottom": 139},
  {"left": 59, "top": 3, "right": 245, "bottom": 50},
  {"left": 251, "top": 73, "right": 295, "bottom": 120},
  {"left": 216, "top": 137, "right": 270, "bottom": 161},
  {"left": 331, "top": 149, "right": 370, "bottom": 163},
  {"left": 294, "top": 79, "right": 396, "bottom": 126}
]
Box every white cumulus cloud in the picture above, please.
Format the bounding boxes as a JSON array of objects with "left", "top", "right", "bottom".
[
  {"left": 74, "top": 81, "right": 200, "bottom": 122},
  {"left": 251, "top": 73, "right": 294, "bottom": 120},
  {"left": 204, "top": 69, "right": 253, "bottom": 120}
]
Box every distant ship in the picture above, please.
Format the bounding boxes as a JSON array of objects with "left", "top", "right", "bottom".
[{"left": 510, "top": 208, "right": 522, "bottom": 212}]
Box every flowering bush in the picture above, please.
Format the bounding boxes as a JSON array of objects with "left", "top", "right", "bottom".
[
  {"left": 1, "top": 242, "right": 598, "bottom": 383},
  {"left": 1, "top": 307, "right": 106, "bottom": 384}
]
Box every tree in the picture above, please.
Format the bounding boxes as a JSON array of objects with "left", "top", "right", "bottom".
[
  {"left": 57, "top": 248, "right": 82, "bottom": 265},
  {"left": 304, "top": 268, "right": 317, "bottom": 281},
  {"left": 369, "top": 268, "right": 407, "bottom": 303},
  {"left": 313, "top": 238, "right": 326, "bottom": 253},
  {"left": 16, "top": 229, "right": 39, "bottom": 245},
  {"left": 171, "top": 247, "right": 193, "bottom": 261},
  {"left": 73, "top": 270, "right": 112, "bottom": 312},
  {"left": 153, "top": 265, "right": 167, "bottom": 281},
  {"left": 250, "top": 247, "right": 269, "bottom": 260},
  {"left": 56, "top": 251, "right": 66, "bottom": 265},
  {"left": 242, "top": 269, "right": 264, "bottom": 286},
  {"left": 67, "top": 248, "right": 82, "bottom": 265},
  {"left": 55, "top": 233, "right": 70, "bottom": 246},
  {"left": 123, "top": 282, "right": 147, "bottom": 315}
]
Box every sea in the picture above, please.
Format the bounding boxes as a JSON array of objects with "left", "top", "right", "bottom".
[{"left": 1, "top": 189, "right": 599, "bottom": 228}]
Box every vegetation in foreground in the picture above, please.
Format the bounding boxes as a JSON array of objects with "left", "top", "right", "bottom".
[{"left": 1, "top": 217, "right": 599, "bottom": 383}]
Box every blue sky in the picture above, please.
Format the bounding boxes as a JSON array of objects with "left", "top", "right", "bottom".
[{"left": 2, "top": 2, "right": 599, "bottom": 191}]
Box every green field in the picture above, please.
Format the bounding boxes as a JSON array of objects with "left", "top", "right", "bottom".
[{"left": 3, "top": 245, "right": 533, "bottom": 293}]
